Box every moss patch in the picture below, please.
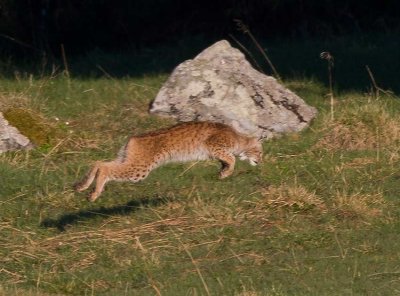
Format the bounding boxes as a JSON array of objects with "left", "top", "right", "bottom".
[{"left": 3, "top": 108, "right": 56, "bottom": 147}]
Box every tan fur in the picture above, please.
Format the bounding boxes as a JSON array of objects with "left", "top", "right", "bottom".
[{"left": 74, "top": 121, "right": 263, "bottom": 202}]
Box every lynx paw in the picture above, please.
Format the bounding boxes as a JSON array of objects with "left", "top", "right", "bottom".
[
  {"left": 73, "top": 182, "right": 84, "bottom": 192},
  {"left": 87, "top": 191, "right": 98, "bottom": 202},
  {"left": 219, "top": 170, "right": 232, "bottom": 179}
]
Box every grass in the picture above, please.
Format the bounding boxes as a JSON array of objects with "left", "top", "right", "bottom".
[{"left": 1, "top": 36, "right": 400, "bottom": 295}]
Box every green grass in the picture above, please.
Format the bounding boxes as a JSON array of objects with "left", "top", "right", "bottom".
[{"left": 1, "top": 38, "right": 400, "bottom": 295}]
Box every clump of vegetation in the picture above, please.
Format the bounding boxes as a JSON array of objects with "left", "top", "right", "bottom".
[
  {"left": 261, "top": 184, "right": 326, "bottom": 213},
  {"left": 0, "top": 92, "right": 30, "bottom": 110},
  {"left": 332, "top": 191, "right": 387, "bottom": 221},
  {"left": 315, "top": 98, "right": 400, "bottom": 151},
  {"left": 3, "top": 107, "right": 57, "bottom": 147}
]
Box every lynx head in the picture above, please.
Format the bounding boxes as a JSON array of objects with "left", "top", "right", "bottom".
[{"left": 239, "top": 137, "right": 263, "bottom": 166}]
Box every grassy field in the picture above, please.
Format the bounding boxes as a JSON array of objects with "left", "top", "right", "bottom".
[{"left": 1, "top": 36, "right": 400, "bottom": 295}]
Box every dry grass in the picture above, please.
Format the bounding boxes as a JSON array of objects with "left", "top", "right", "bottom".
[
  {"left": 315, "top": 100, "right": 400, "bottom": 151},
  {"left": 334, "top": 157, "right": 376, "bottom": 172},
  {"left": 236, "top": 291, "right": 262, "bottom": 296},
  {"left": 0, "top": 90, "right": 52, "bottom": 122},
  {"left": 0, "top": 215, "right": 236, "bottom": 282},
  {"left": 260, "top": 184, "right": 326, "bottom": 213},
  {"left": 249, "top": 184, "right": 388, "bottom": 224},
  {"left": 332, "top": 191, "right": 387, "bottom": 221},
  {"left": 0, "top": 92, "right": 31, "bottom": 111},
  {"left": 0, "top": 286, "right": 56, "bottom": 296}
]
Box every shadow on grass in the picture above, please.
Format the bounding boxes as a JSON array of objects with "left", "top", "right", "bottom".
[{"left": 41, "top": 196, "right": 169, "bottom": 232}]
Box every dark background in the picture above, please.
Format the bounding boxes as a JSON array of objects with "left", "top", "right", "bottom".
[
  {"left": 1, "top": 0, "right": 399, "bottom": 57},
  {"left": 0, "top": 0, "right": 399, "bottom": 92}
]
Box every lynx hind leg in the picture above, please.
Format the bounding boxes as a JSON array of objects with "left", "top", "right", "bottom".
[
  {"left": 88, "top": 162, "right": 111, "bottom": 202},
  {"left": 74, "top": 161, "right": 113, "bottom": 202},
  {"left": 88, "top": 163, "right": 152, "bottom": 202},
  {"left": 74, "top": 162, "right": 101, "bottom": 192}
]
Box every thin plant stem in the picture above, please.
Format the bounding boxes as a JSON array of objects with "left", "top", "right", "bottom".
[
  {"left": 234, "top": 19, "right": 281, "bottom": 81},
  {"left": 320, "top": 52, "right": 335, "bottom": 120},
  {"left": 365, "top": 65, "right": 393, "bottom": 99},
  {"left": 229, "top": 34, "right": 265, "bottom": 73},
  {"left": 60, "top": 43, "right": 70, "bottom": 80}
]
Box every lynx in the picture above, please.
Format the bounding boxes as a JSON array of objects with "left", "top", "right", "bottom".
[{"left": 74, "top": 121, "right": 263, "bottom": 202}]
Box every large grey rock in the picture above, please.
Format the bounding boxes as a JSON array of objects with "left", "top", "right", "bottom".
[
  {"left": 150, "top": 40, "right": 317, "bottom": 139},
  {"left": 0, "top": 112, "right": 33, "bottom": 152}
]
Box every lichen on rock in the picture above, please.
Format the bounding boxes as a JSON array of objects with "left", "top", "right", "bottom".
[
  {"left": 0, "top": 111, "right": 33, "bottom": 152},
  {"left": 3, "top": 108, "right": 55, "bottom": 147}
]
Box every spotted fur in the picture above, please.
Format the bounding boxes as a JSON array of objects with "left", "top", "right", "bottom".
[{"left": 74, "top": 121, "right": 263, "bottom": 202}]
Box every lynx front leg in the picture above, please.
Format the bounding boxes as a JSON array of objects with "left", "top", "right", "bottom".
[
  {"left": 209, "top": 149, "right": 236, "bottom": 179},
  {"left": 218, "top": 153, "right": 236, "bottom": 179},
  {"left": 206, "top": 138, "right": 236, "bottom": 179}
]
